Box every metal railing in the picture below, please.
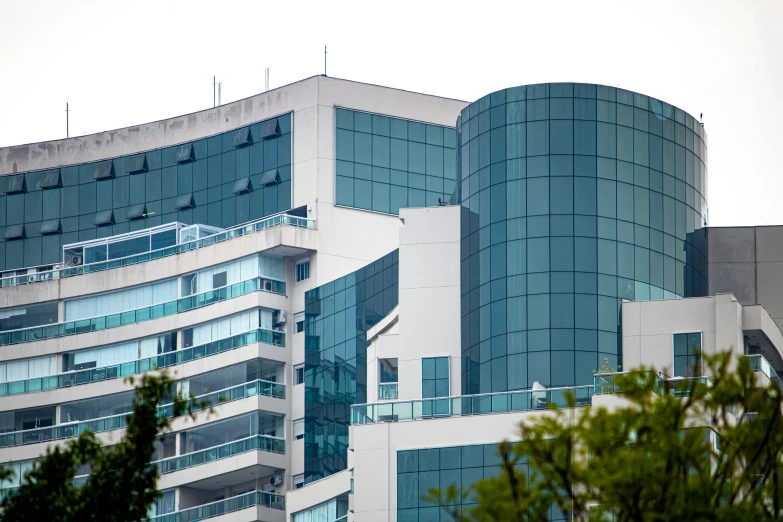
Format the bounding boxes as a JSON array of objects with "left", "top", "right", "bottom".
[
  {"left": 351, "top": 385, "right": 594, "bottom": 425},
  {"left": 746, "top": 354, "right": 783, "bottom": 388},
  {"left": 379, "top": 383, "right": 398, "bottom": 400},
  {"left": 0, "top": 213, "right": 314, "bottom": 288},
  {"left": 157, "top": 434, "right": 284, "bottom": 474},
  {"left": 594, "top": 371, "right": 711, "bottom": 397},
  {"left": 0, "top": 328, "right": 284, "bottom": 397},
  {"left": 0, "top": 277, "right": 284, "bottom": 346},
  {"left": 146, "top": 491, "right": 284, "bottom": 522},
  {"left": 0, "top": 378, "right": 284, "bottom": 449}
]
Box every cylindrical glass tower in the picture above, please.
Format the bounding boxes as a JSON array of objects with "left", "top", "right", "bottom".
[{"left": 457, "top": 83, "right": 708, "bottom": 394}]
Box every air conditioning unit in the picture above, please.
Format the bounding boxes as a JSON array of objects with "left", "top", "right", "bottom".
[
  {"left": 67, "top": 255, "right": 83, "bottom": 267},
  {"left": 64, "top": 427, "right": 74, "bottom": 438},
  {"left": 261, "top": 279, "right": 272, "bottom": 291},
  {"left": 273, "top": 310, "right": 287, "bottom": 325},
  {"left": 269, "top": 474, "right": 284, "bottom": 487},
  {"left": 27, "top": 275, "right": 36, "bottom": 284}
]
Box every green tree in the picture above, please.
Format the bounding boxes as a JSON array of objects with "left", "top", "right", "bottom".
[
  {"left": 0, "top": 372, "right": 194, "bottom": 522},
  {"left": 428, "top": 351, "right": 783, "bottom": 522}
]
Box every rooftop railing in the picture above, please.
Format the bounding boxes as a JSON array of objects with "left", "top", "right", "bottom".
[
  {"left": 146, "top": 490, "right": 284, "bottom": 522},
  {"left": 0, "top": 276, "right": 284, "bottom": 346},
  {"left": 157, "top": 434, "right": 284, "bottom": 474},
  {"left": 594, "top": 371, "right": 711, "bottom": 397},
  {"left": 0, "top": 378, "right": 284, "bottom": 449},
  {"left": 0, "top": 213, "right": 314, "bottom": 288},
  {"left": 351, "top": 385, "right": 594, "bottom": 425},
  {"left": 0, "top": 327, "right": 283, "bottom": 397}
]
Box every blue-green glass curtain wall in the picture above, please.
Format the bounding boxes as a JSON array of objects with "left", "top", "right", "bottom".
[
  {"left": 457, "top": 83, "right": 708, "bottom": 394},
  {"left": 397, "top": 443, "right": 569, "bottom": 522},
  {"left": 335, "top": 108, "right": 457, "bottom": 214},
  {"left": 304, "top": 250, "right": 399, "bottom": 483},
  {"left": 0, "top": 113, "right": 292, "bottom": 271}
]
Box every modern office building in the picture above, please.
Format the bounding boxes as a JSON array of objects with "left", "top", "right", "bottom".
[{"left": 0, "top": 77, "right": 776, "bottom": 522}]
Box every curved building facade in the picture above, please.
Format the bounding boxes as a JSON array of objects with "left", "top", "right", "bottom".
[{"left": 457, "top": 83, "right": 708, "bottom": 393}]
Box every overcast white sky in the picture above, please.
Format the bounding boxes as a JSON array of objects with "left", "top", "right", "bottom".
[{"left": 1, "top": 0, "right": 781, "bottom": 226}]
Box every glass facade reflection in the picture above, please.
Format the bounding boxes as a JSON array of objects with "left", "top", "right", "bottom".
[
  {"left": 457, "top": 83, "right": 708, "bottom": 393},
  {"left": 0, "top": 113, "right": 292, "bottom": 271},
  {"left": 335, "top": 108, "right": 457, "bottom": 214},
  {"left": 304, "top": 250, "right": 399, "bottom": 483},
  {"left": 397, "top": 443, "right": 568, "bottom": 522}
]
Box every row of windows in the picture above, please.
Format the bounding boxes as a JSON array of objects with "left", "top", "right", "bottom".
[
  {"left": 461, "top": 239, "right": 701, "bottom": 292},
  {"left": 334, "top": 108, "right": 456, "bottom": 216},
  {"left": 335, "top": 131, "right": 456, "bottom": 178},
  {"left": 461, "top": 156, "right": 706, "bottom": 216},
  {"left": 461, "top": 83, "right": 706, "bottom": 139},
  {"left": 2, "top": 116, "right": 292, "bottom": 197},
  {"left": 336, "top": 109, "right": 456, "bottom": 146},
  {"left": 0, "top": 114, "right": 292, "bottom": 271},
  {"left": 461, "top": 349, "right": 619, "bottom": 394},
  {"left": 0, "top": 164, "right": 291, "bottom": 229},
  {"left": 335, "top": 178, "right": 452, "bottom": 215},
  {"left": 459, "top": 122, "right": 706, "bottom": 197},
  {"left": 462, "top": 181, "right": 705, "bottom": 238},
  {"left": 398, "top": 443, "right": 568, "bottom": 522},
  {"left": 459, "top": 99, "right": 707, "bottom": 164},
  {"left": 461, "top": 219, "right": 705, "bottom": 268}
]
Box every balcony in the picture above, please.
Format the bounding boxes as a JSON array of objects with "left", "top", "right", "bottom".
[
  {"left": 0, "top": 213, "right": 314, "bottom": 288},
  {"left": 0, "top": 277, "right": 284, "bottom": 346},
  {"left": 351, "top": 385, "right": 594, "bottom": 425},
  {"left": 0, "top": 379, "right": 284, "bottom": 449},
  {"left": 146, "top": 490, "right": 284, "bottom": 522},
  {"left": 746, "top": 354, "right": 782, "bottom": 388},
  {"left": 0, "top": 328, "right": 284, "bottom": 397},
  {"left": 593, "top": 371, "right": 711, "bottom": 398},
  {"left": 157, "top": 434, "right": 284, "bottom": 474}
]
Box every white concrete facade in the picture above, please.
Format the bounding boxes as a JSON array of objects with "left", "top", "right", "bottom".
[
  {"left": 0, "top": 76, "right": 468, "bottom": 521},
  {"left": 6, "top": 74, "right": 777, "bottom": 522},
  {"left": 350, "top": 290, "right": 783, "bottom": 522}
]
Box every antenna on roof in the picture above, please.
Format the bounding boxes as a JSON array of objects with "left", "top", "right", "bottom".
[
  {"left": 65, "top": 102, "right": 70, "bottom": 138},
  {"left": 213, "top": 76, "right": 216, "bottom": 108},
  {"left": 324, "top": 45, "right": 327, "bottom": 76},
  {"left": 218, "top": 82, "right": 222, "bottom": 106},
  {"left": 265, "top": 68, "right": 270, "bottom": 92}
]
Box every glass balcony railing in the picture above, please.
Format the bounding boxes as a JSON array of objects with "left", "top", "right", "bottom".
[
  {"left": 746, "top": 354, "right": 783, "bottom": 388},
  {"left": 379, "top": 383, "right": 398, "bottom": 400},
  {"left": 157, "top": 434, "right": 284, "bottom": 474},
  {"left": 146, "top": 490, "right": 284, "bottom": 522},
  {"left": 0, "top": 213, "right": 314, "bottom": 288},
  {"left": 0, "top": 378, "right": 284, "bottom": 449},
  {"left": 593, "top": 371, "right": 663, "bottom": 396},
  {"left": 594, "top": 371, "right": 710, "bottom": 397},
  {"left": 351, "top": 385, "right": 594, "bottom": 425},
  {"left": 0, "top": 328, "right": 284, "bottom": 397},
  {"left": 0, "top": 277, "right": 285, "bottom": 347}
]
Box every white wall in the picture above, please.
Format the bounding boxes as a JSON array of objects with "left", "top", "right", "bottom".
[
  {"left": 622, "top": 293, "right": 766, "bottom": 376},
  {"left": 350, "top": 408, "right": 567, "bottom": 522},
  {"left": 0, "top": 75, "right": 471, "bottom": 512},
  {"left": 365, "top": 206, "right": 462, "bottom": 403}
]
